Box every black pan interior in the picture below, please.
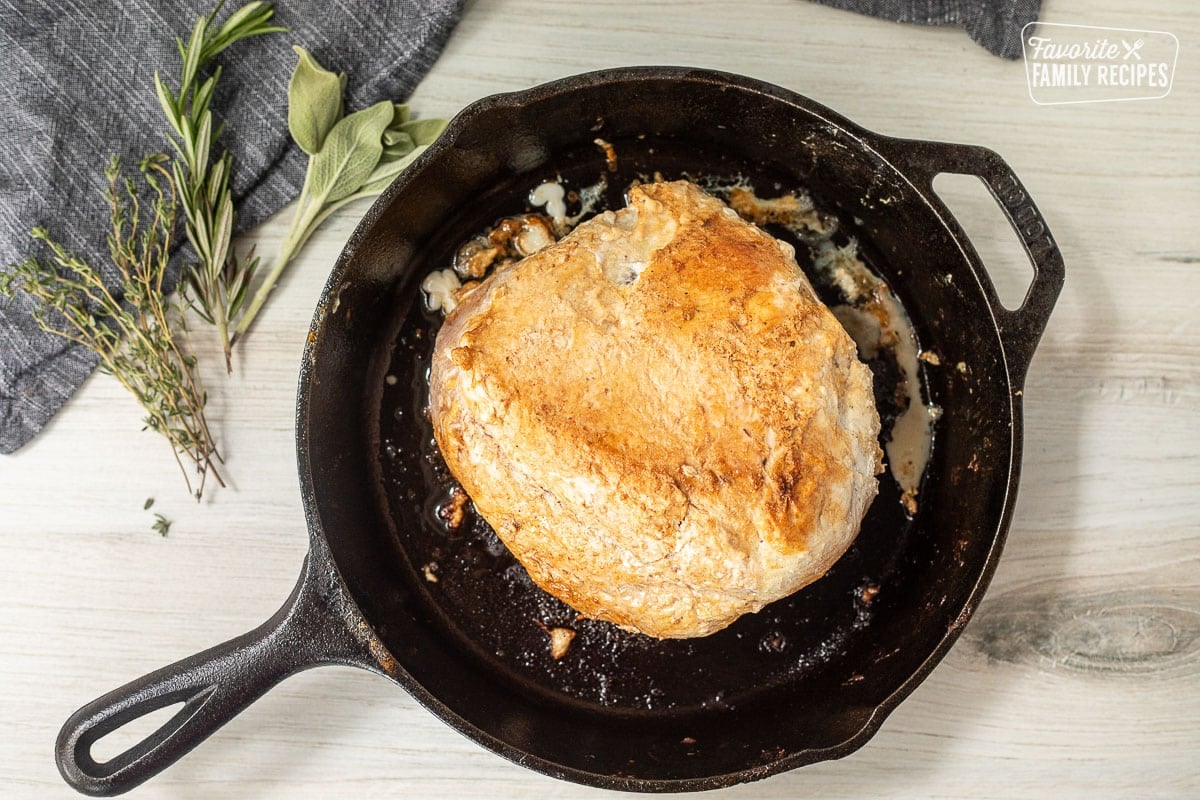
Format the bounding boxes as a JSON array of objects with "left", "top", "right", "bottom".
[{"left": 300, "top": 69, "right": 1019, "bottom": 787}]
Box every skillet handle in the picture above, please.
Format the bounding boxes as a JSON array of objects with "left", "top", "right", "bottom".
[
  {"left": 56, "top": 551, "right": 380, "bottom": 797},
  {"left": 886, "top": 139, "right": 1065, "bottom": 386}
]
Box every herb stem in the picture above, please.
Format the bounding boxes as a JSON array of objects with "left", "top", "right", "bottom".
[
  {"left": 230, "top": 48, "right": 447, "bottom": 348},
  {"left": 1, "top": 156, "right": 222, "bottom": 498},
  {"left": 155, "top": 1, "right": 282, "bottom": 370},
  {"left": 231, "top": 176, "right": 320, "bottom": 343}
]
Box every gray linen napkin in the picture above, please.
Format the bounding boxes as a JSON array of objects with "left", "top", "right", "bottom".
[
  {"left": 0, "top": 0, "right": 462, "bottom": 454},
  {"left": 812, "top": 0, "right": 1041, "bottom": 59}
]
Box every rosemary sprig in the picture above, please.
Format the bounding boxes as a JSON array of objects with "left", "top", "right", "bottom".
[
  {"left": 153, "top": 1, "right": 284, "bottom": 371},
  {"left": 0, "top": 156, "right": 223, "bottom": 499}
]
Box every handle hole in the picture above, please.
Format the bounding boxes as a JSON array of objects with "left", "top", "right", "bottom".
[
  {"left": 88, "top": 699, "right": 189, "bottom": 768},
  {"left": 932, "top": 173, "right": 1034, "bottom": 312}
]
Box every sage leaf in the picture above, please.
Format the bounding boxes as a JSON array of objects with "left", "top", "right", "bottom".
[
  {"left": 381, "top": 104, "right": 409, "bottom": 143},
  {"left": 307, "top": 100, "right": 392, "bottom": 204},
  {"left": 234, "top": 51, "right": 449, "bottom": 348},
  {"left": 359, "top": 144, "right": 430, "bottom": 195},
  {"left": 288, "top": 46, "right": 344, "bottom": 155},
  {"left": 377, "top": 115, "right": 445, "bottom": 164},
  {"left": 380, "top": 132, "right": 415, "bottom": 162},
  {"left": 400, "top": 117, "right": 448, "bottom": 146},
  {"left": 382, "top": 128, "right": 414, "bottom": 148}
]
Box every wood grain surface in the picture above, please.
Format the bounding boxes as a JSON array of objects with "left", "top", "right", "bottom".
[{"left": 2, "top": 0, "right": 1198, "bottom": 797}]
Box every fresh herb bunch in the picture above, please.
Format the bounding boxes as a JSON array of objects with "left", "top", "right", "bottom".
[
  {"left": 153, "top": 0, "right": 284, "bottom": 370},
  {"left": 0, "top": 157, "right": 222, "bottom": 498},
  {"left": 233, "top": 46, "right": 448, "bottom": 343}
]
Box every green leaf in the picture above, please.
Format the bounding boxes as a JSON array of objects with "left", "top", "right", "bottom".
[
  {"left": 170, "top": 159, "right": 189, "bottom": 207},
  {"left": 193, "top": 70, "right": 219, "bottom": 120},
  {"left": 206, "top": 154, "right": 227, "bottom": 208},
  {"left": 287, "top": 46, "right": 344, "bottom": 155},
  {"left": 179, "top": 114, "right": 197, "bottom": 171},
  {"left": 219, "top": 1, "right": 268, "bottom": 38},
  {"left": 211, "top": 193, "right": 234, "bottom": 275},
  {"left": 204, "top": 3, "right": 284, "bottom": 61},
  {"left": 181, "top": 17, "right": 206, "bottom": 92},
  {"left": 358, "top": 144, "right": 430, "bottom": 195},
  {"left": 378, "top": 115, "right": 446, "bottom": 164},
  {"left": 380, "top": 136, "right": 415, "bottom": 164},
  {"left": 153, "top": 74, "right": 181, "bottom": 135},
  {"left": 227, "top": 254, "right": 258, "bottom": 317},
  {"left": 188, "top": 204, "right": 212, "bottom": 266},
  {"left": 306, "top": 100, "right": 393, "bottom": 204},
  {"left": 381, "top": 128, "right": 414, "bottom": 149},
  {"left": 400, "top": 117, "right": 448, "bottom": 146},
  {"left": 193, "top": 109, "right": 212, "bottom": 175}
]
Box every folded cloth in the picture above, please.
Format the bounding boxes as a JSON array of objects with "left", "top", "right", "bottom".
[
  {"left": 810, "top": 0, "right": 1040, "bottom": 59},
  {"left": 0, "top": 0, "right": 462, "bottom": 454}
]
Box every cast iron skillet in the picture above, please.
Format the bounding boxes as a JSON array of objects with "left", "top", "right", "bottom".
[{"left": 56, "top": 67, "right": 1064, "bottom": 795}]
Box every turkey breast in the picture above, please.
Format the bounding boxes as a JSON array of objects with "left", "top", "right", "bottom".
[{"left": 429, "top": 180, "right": 882, "bottom": 638}]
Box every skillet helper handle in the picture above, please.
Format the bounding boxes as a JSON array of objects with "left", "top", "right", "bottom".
[
  {"left": 56, "top": 553, "right": 377, "bottom": 797},
  {"left": 891, "top": 139, "right": 1065, "bottom": 385}
]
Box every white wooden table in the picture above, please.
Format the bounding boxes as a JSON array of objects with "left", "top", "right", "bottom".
[{"left": 3, "top": 0, "right": 1198, "bottom": 797}]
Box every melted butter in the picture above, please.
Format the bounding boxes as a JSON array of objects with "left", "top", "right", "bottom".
[
  {"left": 422, "top": 268, "right": 462, "bottom": 314},
  {"left": 530, "top": 177, "right": 609, "bottom": 236},
  {"left": 816, "top": 241, "right": 940, "bottom": 515},
  {"left": 575, "top": 178, "right": 608, "bottom": 219},
  {"left": 514, "top": 218, "right": 555, "bottom": 256},
  {"left": 530, "top": 182, "right": 568, "bottom": 228}
]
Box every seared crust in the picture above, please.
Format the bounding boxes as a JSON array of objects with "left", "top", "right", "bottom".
[{"left": 430, "top": 181, "right": 882, "bottom": 638}]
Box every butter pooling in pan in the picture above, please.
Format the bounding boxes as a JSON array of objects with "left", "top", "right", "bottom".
[{"left": 816, "top": 240, "right": 941, "bottom": 516}]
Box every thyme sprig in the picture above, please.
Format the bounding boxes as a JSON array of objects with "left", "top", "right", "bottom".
[
  {"left": 153, "top": 0, "right": 284, "bottom": 370},
  {"left": 0, "top": 157, "right": 223, "bottom": 498}
]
